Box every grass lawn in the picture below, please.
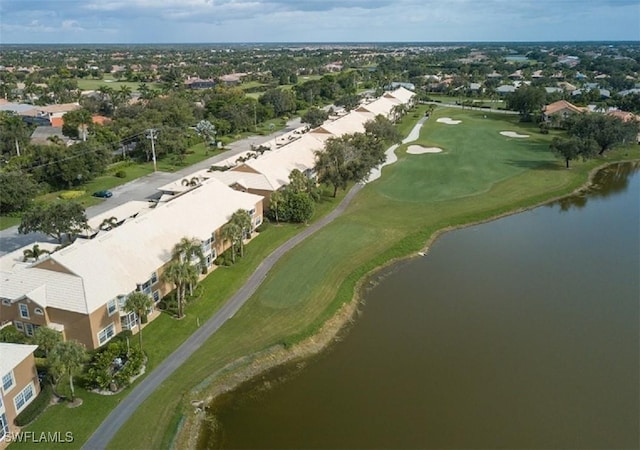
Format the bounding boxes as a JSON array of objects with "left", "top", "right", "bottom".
[
  {"left": 10, "top": 106, "right": 639, "bottom": 449},
  {"left": 74, "top": 77, "right": 160, "bottom": 92},
  {"left": 103, "top": 108, "right": 638, "bottom": 449}
]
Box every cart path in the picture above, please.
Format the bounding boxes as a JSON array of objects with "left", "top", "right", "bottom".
[{"left": 82, "top": 182, "right": 364, "bottom": 449}]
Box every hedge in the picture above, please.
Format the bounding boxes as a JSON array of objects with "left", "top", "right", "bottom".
[{"left": 14, "top": 382, "right": 53, "bottom": 426}]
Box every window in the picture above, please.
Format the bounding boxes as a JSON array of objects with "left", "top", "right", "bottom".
[
  {"left": 151, "top": 272, "right": 158, "bottom": 284},
  {"left": 107, "top": 299, "right": 117, "bottom": 316},
  {"left": 139, "top": 280, "right": 152, "bottom": 295},
  {"left": 24, "top": 323, "right": 34, "bottom": 337},
  {"left": 255, "top": 216, "right": 262, "bottom": 227},
  {"left": 152, "top": 291, "right": 160, "bottom": 302},
  {"left": 2, "top": 372, "right": 14, "bottom": 393},
  {"left": 97, "top": 323, "right": 116, "bottom": 346},
  {"left": 120, "top": 312, "right": 137, "bottom": 330},
  {"left": 248, "top": 208, "right": 256, "bottom": 216},
  {"left": 14, "top": 321, "right": 23, "bottom": 331},
  {"left": 13, "top": 382, "right": 35, "bottom": 413},
  {"left": 19, "top": 303, "right": 29, "bottom": 319},
  {"left": 0, "top": 413, "right": 8, "bottom": 441},
  {"left": 34, "top": 307, "right": 44, "bottom": 315},
  {"left": 1, "top": 299, "right": 9, "bottom": 306}
]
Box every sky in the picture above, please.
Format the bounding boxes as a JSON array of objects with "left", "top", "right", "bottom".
[{"left": 1, "top": 0, "right": 639, "bottom": 44}]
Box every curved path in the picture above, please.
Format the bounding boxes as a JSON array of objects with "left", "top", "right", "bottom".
[
  {"left": 366, "top": 116, "right": 427, "bottom": 183},
  {"left": 82, "top": 183, "right": 364, "bottom": 449}
]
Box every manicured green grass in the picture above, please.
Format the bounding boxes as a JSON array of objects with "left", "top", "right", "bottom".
[
  {"left": 0, "top": 215, "right": 21, "bottom": 230},
  {"left": 74, "top": 77, "right": 160, "bottom": 92},
  {"left": 105, "top": 108, "right": 638, "bottom": 449}
]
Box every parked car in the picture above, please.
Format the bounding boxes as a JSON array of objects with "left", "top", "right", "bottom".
[{"left": 92, "top": 190, "right": 113, "bottom": 198}]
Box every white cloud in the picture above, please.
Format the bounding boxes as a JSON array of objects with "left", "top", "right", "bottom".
[{"left": 1, "top": 0, "right": 638, "bottom": 43}]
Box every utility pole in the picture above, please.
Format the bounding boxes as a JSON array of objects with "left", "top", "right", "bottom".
[{"left": 146, "top": 128, "right": 158, "bottom": 172}]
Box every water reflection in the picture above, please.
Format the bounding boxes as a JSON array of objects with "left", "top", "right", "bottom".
[{"left": 552, "top": 161, "right": 640, "bottom": 212}]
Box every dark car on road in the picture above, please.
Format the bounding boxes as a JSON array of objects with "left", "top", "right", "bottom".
[{"left": 92, "top": 190, "right": 113, "bottom": 198}]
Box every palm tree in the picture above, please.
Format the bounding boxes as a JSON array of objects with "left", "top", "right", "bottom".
[
  {"left": 124, "top": 292, "right": 153, "bottom": 350},
  {"left": 118, "top": 85, "right": 132, "bottom": 105},
  {"left": 230, "top": 209, "right": 252, "bottom": 257},
  {"left": 23, "top": 244, "right": 50, "bottom": 262},
  {"left": 99, "top": 216, "right": 119, "bottom": 231},
  {"left": 221, "top": 222, "right": 241, "bottom": 263},
  {"left": 270, "top": 190, "right": 283, "bottom": 224},
  {"left": 0, "top": 112, "right": 29, "bottom": 156},
  {"left": 181, "top": 177, "right": 200, "bottom": 187},
  {"left": 49, "top": 340, "right": 87, "bottom": 401},
  {"left": 163, "top": 260, "right": 188, "bottom": 318},
  {"left": 172, "top": 237, "right": 206, "bottom": 272}
]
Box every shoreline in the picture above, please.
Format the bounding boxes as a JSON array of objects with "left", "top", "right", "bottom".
[{"left": 178, "top": 157, "right": 640, "bottom": 449}]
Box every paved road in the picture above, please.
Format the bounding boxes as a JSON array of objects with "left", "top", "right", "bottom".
[
  {"left": 81, "top": 181, "right": 363, "bottom": 450},
  {"left": 0, "top": 118, "right": 303, "bottom": 256}
]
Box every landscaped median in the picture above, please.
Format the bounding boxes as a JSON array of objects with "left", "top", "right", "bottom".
[{"left": 106, "top": 107, "right": 638, "bottom": 449}]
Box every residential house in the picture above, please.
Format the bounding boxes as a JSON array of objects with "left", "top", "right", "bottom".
[
  {"left": 0, "top": 179, "right": 263, "bottom": 350},
  {"left": 0, "top": 342, "right": 40, "bottom": 440},
  {"left": 184, "top": 77, "right": 216, "bottom": 90},
  {"left": 496, "top": 85, "right": 517, "bottom": 95},
  {"left": 542, "top": 100, "right": 586, "bottom": 122}
]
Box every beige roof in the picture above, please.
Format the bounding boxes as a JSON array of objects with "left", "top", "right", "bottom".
[
  {"left": 544, "top": 100, "right": 585, "bottom": 116},
  {"left": 357, "top": 97, "right": 401, "bottom": 118},
  {"left": 240, "top": 134, "right": 328, "bottom": 190},
  {"left": 210, "top": 170, "right": 276, "bottom": 191},
  {"left": 47, "top": 178, "right": 263, "bottom": 314},
  {"left": 86, "top": 201, "right": 151, "bottom": 233},
  {"left": 311, "top": 111, "right": 375, "bottom": 138},
  {"left": 0, "top": 343, "right": 38, "bottom": 375},
  {"left": 0, "top": 268, "right": 87, "bottom": 313},
  {"left": 385, "top": 86, "right": 416, "bottom": 104},
  {"left": 38, "top": 103, "right": 81, "bottom": 114},
  {"left": 0, "top": 242, "right": 59, "bottom": 273}
]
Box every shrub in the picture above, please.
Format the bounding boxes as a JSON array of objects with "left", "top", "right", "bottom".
[
  {"left": 14, "top": 383, "right": 52, "bottom": 426},
  {"left": 84, "top": 341, "right": 144, "bottom": 391},
  {"left": 59, "top": 190, "right": 85, "bottom": 200},
  {"left": 115, "top": 170, "right": 127, "bottom": 178},
  {"left": 255, "top": 218, "right": 270, "bottom": 233}
]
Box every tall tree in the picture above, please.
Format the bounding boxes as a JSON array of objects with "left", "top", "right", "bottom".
[
  {"left": 230, "top": 209, "right": 253, "bottom": 258},
  {"left": 62, "top": 108, "right": 93, "bottom": 140},
  {"left": 162, "top": 260, "right": 191, "bottom": 319},
  {"left": 49, "top": 340, "right": 87, "bottom": 401},
  {"left": 550, "top": 136, "right": 598, "bottom": 168},
  {"left": 301, "top": 107, "right": 329, "bottom": 128},
  {"left": 19, "top": 201, "right": 89, "bottom": 244},
  {"left": 0, "top": 111, "right": 30, "bottom": 157},
  {"left": 221, "top": 222, "right": 241, "bottom": 263},
  {"left": 565, "top": 113, "right": 640, "bottom": 155},
  {"left": 33, "top": 327, "right": 62, "bottom": 359},
  {"left": 124, "top": 292, "right": 154, "bottom": 350},
  {"left": 505, "top": 85, "right": 546, "bottom": 122},
  {"left": 0, "top": 171, "right": 38, "bottom": 214}
]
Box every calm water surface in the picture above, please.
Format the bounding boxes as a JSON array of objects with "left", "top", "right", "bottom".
[{"left": 203, "top": 163, "right": 640, "bottom": 449}]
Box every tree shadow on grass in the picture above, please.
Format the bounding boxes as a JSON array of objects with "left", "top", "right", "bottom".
[{"left": 504, "top": 159, "right": 563, "bottom": 171}]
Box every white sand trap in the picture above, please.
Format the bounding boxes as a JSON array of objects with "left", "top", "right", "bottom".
[
  {"left": 500, "top": 131, "right": 530, "bottom": 138},
  {"left": 436, "top": 117, "right": 462, "bottom": 125},
  {"left": 407, "top": 145, "right": 443, "bottom": 154}
]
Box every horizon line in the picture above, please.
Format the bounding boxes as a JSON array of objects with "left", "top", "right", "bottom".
[{"left": 3, "top": 39, "right": 639, "bottom": 46}]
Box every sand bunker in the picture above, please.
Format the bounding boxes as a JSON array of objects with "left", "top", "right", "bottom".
[
  {"left": 500, "top": 131, "right": 530, "bottom": 138},
  {"left": 407, "top": 145, "right": 443, "bottom": 154},
  {"left": 436, "top": 117, "right": 462, "bottom": 125}
]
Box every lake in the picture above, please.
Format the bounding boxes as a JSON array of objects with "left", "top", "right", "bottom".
[{"left": 202, "top": 162, "right": 640, "bottom": 449}]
